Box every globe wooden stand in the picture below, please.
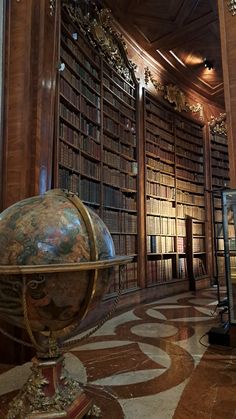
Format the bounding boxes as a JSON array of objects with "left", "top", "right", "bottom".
[{"left": 7, "top": 356, "right": 94, "bottom": 419}]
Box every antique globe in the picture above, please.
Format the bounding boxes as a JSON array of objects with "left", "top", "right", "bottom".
[{"left": 0, "top": 189, "right": 131, "bottom": 418}]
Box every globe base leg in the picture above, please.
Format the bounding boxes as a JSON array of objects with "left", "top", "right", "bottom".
[{"left": 7, "top": 355, "right": 94, "bottom": 419}]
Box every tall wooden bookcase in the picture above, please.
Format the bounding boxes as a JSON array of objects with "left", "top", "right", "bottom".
[
  {"left": 210, "top": 125, "right": 230, "bottom": 286},
  {"left": 144, "top": 90, "right": 207, "bottom": 290},
  {"left": 54, "top": 5, "right": 138, "bottom": 295},
  {"left": 52, "top": 2, "right": 230, "bottom": 297}
]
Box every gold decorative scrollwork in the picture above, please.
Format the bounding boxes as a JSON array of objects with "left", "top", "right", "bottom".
[
  {"left": 62, "top": 1, "right": 136, "bottom": 83},
  {"left": 7, "top": 360, "right": 82, "bottom": 419},
  {"left": 209, "top": 113, "right": 227, "bottom": 136},
  {"left": 144, "top": 67, "right": 203, "bottom": 118},
  {"left": 228, "top": 0, "right": 236, "bottom": 15}
]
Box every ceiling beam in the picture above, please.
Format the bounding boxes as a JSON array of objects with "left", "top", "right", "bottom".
[{"left": 149, "top": 11, "right": 218, "bottom": 51}]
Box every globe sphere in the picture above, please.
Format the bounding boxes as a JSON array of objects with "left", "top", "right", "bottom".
[{"left": 0, "top": 189, "right": 117, "bottom": 335}]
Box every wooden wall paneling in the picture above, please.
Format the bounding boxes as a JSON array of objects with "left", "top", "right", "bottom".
[
  {"left": 2, "top": 0, "right": 59, "bottom": 210},
  {"left": 218, "top": 0, "right": 236, "bottom": 187},
  {"left": 0, "top": 0, "right": 59, "bottom": 364}
]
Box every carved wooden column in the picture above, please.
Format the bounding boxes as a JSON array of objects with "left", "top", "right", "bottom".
[
  {"left": 1, "top": 0, "right": 59, "bottom": 211},
  {"left": 218, "top": 0, "right": 236, "bottom": 187},
  {"left": 0, "top": 0, "right": 59, "bottom": 364}
]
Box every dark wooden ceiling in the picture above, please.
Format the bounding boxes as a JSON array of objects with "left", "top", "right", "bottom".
[{"left": 103, "top": 0, "right": 224, "bottom": 105}]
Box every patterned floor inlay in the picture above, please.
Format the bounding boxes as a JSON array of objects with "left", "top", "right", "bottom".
[{"left": 0, "top": 288, "right": 235, "bottom": 418}]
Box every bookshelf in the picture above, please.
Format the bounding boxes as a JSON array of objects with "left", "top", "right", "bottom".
[
  {"left": 144, "top": 90, "right": 207, "bottom": 288},
  {"left": 55, "top": 7, "right": 138, "bottom": 295},
  {"left": 210, "top": 130, "right": 230, "bottom": 286}
]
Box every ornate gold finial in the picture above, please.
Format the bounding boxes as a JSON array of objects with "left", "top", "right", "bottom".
[
  {"left": 228, "top": 0, "right": 236, "bottom": 15},
  {"left": 144, "top": 67, "right": 203, "bottom": 118},
  {"left": 209, "top": 113, "right": 227, "bottom": 136}
]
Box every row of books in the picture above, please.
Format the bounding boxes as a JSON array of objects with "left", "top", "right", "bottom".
[
  {"left": 60, "top": 103, "right": 80, "bottom": 129},
  {"left": 176, "top": 155, "right": 203, "bottom": 173},
  {"left": 146, "top": 100, "right": 173, "bottom": 123},
  {"left": 62, "top": 68, "right": 80, "bottom": 93},
  {"left": 120, "top": 142, "right": 136, "bottom": 159},
  {"left": 175, "top": 119, "right": 202, "bottom": 138},
  {"left": 80, "top": 134, "right": 101, "bottom": 159},
  {"left": 81, "top": 116, "right": 100, "bottom": 142},
  {"left": 146, "top": 114, "right": 173, "bottom": 133},
  {"left": 103, "top": 165, "right": 136, "bottom": 190},
  {"left": 61, "top": 45, "right": 99, "bottom": 85},
  {"left": 103, "top": 185, "right": 136, "bottom": 210},
  {"left": 81, "top": 97, "right": 100, "bottom": 125},
  {"left": 146, "top": 259, "right": 174, "bottom": 284},
  {"left": 176, "top": 136, "right": 202, "bottom": 154},
  {"left": 60, "top": 78, "right": 80, "bottom": 109},
  {"left": 104, "top": 64, "right": 135, "bottom": 95},
  {"left": 211, "top": 157, "right": 229, "bottom": 168},
  {"left": 176, "top": 168, "right": 204, "bottom": 183},
  {"left": 212, "top": 167, "right": 229, "bottom": 177},
  {"left": 177, "top": 204, "right": 205, "bottom": 220},
  {"left": 176, "top": 179, "right": 204, "bottom": 194},
  {"left": 146, "top": 182, "right": 175, "bottom": 199},
  {"left": 192, "top": 223, "right": 205, "bottom": 236},
  {"left": 107, "top": 262, "right": 138, "bottom": 294},
  {"left": 60, "top": 122, "right": 80, "bottom": 147},
  {"left": 176, "top": 190, "right": 205, "bottom": 206},
  {"left": 192, "top": 238, "right": 205, "bottom": 252},
  {"left": 146, "top": 157, "right": 174, "bottom": 173},
  {"left": 62, "top": 21, "right": 100, "bottom": 67},
  {"left": 103, "top": 78, "right": 135, "bottom": 107},
  {"left": 81, "top": 82, "right": 100, "bottom": 107},
  {"left": 146, "top": 142, "right": 174, "bottom": 163},
  {"left": 146, "top": 216, "right": 176, "bottom": 235},
  {"left": 103, "top": 210, "right": 137, "bottom": 233},
  {"left": 111, "top": 235, "right": 137, "bottom": 255},
  {"left": 59, "top": 169, "right": 79, "bottom": 193},
  {"left": 147, "top": 169, "right": 175, "bottom": 186},
  {"left": 103, "top": 150, "right": 137, "bottom": 173},
  {"left": 212, "top": 177, "right": 229, "bottom": 187},
  {"left": 211, "top": 149, "right": 228, "bottom": 159},
  {"left": 210, "top": 133, "right": 228, "bottom": 146},
  {"left": 147, "top": 235, "right": 175, "bottom": 253},
  {"left": 177, "top": 237, "right": 186, "bottom": 253},
  {"left": 59, "top": 142, "right": 80, "bottom": 170},
  {"left": 193, "top": 258, "right": 206, "bottom": 277},
  {"left": 81, "top": 156, "right": 100, "bottom": 180},
  {"left": 176, "top": 146, "right": 203, "bottom": 163},
  {"left": 146, "top": 198, "right": 176, "bottom": 216},
  {"left": 61, "top": 35, "right": 100, "bottom": 79}
]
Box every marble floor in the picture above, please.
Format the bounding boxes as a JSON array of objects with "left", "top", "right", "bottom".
[{"left": 1, "top": 288, "right": 236, "bottom": 418}]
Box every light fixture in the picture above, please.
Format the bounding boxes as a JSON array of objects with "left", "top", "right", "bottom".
[{"left": 203, "top": 58, "right": 214, "bottom": 70}]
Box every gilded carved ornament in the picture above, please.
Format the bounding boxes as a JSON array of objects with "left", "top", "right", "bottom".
[
  {"left": 209, "top": 113, "right": 227, "bottom": 136},
  {"left": 49, "top": 0, "right": 56, "bottom": 16},
  {"left": 144, "top": 67, "right": 203, "bottom": 118},
  {"left": 228, "top": 0, "right": 236, "bottom": 15},
  {"left": 62, "top": 1, "right": 136, "bottom": 83}
]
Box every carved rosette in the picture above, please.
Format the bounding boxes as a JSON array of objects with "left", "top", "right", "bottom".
[
  {"left": 209, "top": 113, "right": 227, "bottom": 136},
  {"left": 144, "top": 67, "right": 203, "bottom": 118}
]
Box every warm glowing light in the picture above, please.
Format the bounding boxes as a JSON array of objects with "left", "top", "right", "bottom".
[
  {"left": 169, "top": 51, "right": 186, "bottom": 67},
  {"left": 156, "top": 49, "right": 175, "bottom": 68}
]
